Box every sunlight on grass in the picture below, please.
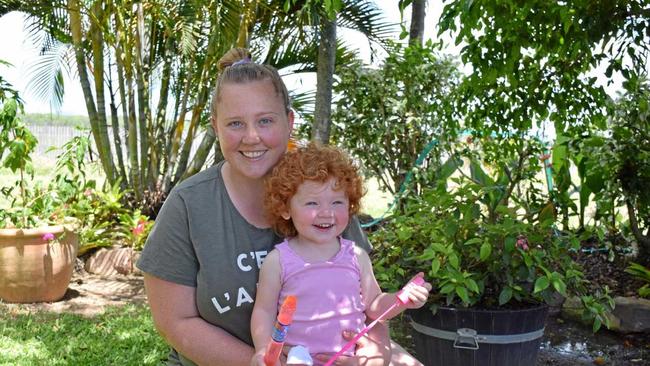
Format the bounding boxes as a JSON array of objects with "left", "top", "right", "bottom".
[
  {"left": 0, "top": 304, "right": 167, "bottom": 365},
  {"left": 0, "top": 337, "right": 51, "bottom": 365},
  {"left": 361, "top": 177, "right": 394, "bottom": 219}
]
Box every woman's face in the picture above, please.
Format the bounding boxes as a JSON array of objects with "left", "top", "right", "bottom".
[{"left": 212, "top": 79, "right": 293, "bottom": 180}]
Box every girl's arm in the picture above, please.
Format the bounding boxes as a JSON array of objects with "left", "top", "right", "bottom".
[
  {"left": 355, "top": 248, "right": 430, "bottom": 321},
  {"left": 144, "top": 273, "right": 254, "bottom": 366},
  {"left": 250, "top": 249, "right": 283, "bottom": 360}
]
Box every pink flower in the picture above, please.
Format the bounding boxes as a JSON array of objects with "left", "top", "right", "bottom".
[
  {"left": 42, "top": 232, "right": 55, "bottom": 242},
  {"left": 516, "top": 235, "right": 529, "bottom": 251},
  {"left": 83, "top": 188, "right": 94, "bottom": 197},
  {"left": 132, "top": 220, "right": 146, "bottom": 237}
]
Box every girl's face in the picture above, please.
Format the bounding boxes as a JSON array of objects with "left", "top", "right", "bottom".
[
  {"left": 283, "top": 178, "right": 350, "bottom": 246},
  {"left": 212, "top": 79, "right": 293, "bottom": 180}
]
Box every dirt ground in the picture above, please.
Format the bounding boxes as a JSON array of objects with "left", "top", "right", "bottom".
[{"left": 0, "top": 270, "right": 146, "bottom": 317}]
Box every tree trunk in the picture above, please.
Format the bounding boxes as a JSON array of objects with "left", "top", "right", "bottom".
[
  {"left": 68, "top": 0, "right": 116, "bottom": 185},
  {"left": 135, "top": 4, "right": 151, "bottom": 190},
  {"left": 409, "top": 0, "right": 426, "bottom": 46},
  {"left": 182, "top": 127, "right": 217, "bottom": 181},
  {"left": 627, "top": 199, "right": 650, "bottom": 266},
  {"left": 312, "top": 15, "right": 336, "bottom": 144},
  {"left": 90, "top": 1, "right": 116, "bottom": 184},
  {"left": 161, "top": 61, "right": 193, "bottom": 193}
]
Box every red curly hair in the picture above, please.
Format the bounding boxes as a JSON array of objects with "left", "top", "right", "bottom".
[{"left": 264, "top": 142, "right": 365, "bottom": 237}]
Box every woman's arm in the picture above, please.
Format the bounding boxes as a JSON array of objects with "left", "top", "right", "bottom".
[
  {"left": 144, "top": 273, "right": 255, "bottom": 366},
  {"left": 250, "top": 250, "right": 283, "bottom": 354}
]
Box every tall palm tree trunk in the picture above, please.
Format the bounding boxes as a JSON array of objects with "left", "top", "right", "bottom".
[
  {"left": 409, "top": 0, "right": 426, "bottom": 46},
  {"left": 312, "top": 15, "right": 336, "bottom": 144},
  {"left": 68, "top": 0, "right": 116, "bottom": 184}
]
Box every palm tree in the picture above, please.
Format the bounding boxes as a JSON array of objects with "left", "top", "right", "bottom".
[{"left": 5, "top": 0, "right": 393, "bottom": 211}]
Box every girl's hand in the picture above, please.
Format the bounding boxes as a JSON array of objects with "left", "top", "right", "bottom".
[{"left": 403, "top": 273, "right": 432, "bottom": 309}]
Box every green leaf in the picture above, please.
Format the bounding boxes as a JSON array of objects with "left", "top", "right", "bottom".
[
  {"left": 396, "top": 228, "right": 412, "bottom": 241},
  {"left": 466, "top": 278, "right": 479, "bottom": 293},
  {"left": 539, "top": 202, "right": 556, "bottom": 224},
  {"left": 479, "top": 242, "right": 492, "bottom": 261},
  {"left": 498, "top": 286, "right": 513, "bottom": 305},
  {"left": 464, "top": 237, "right": 483, "bottom": 245},
  {"left": 534, "top": 276, "right": 550, "bottom": 293},
  {"left": 592, "top": 317, "right": 602, "bottom": 333},
  {"left": 469, "top": 159, "right": 495, "bottom": 187},
  {"left": 552, "top": 278, "right": 567, "bottom": 296},
  {"left": 504, "top": 236, "right": 516, "bottom": 252},
  {"left": 440, "top": 283, "right": 455, "bottom": 294},
  {"left": 456, "top": 286, "right": 470, "bottom": 304},
  {"left": 430, "top": 258, "right": 441, "bottom": 275},
  {"left": 552, "top": 143, "right": 568, "bottom": 171},
  {"left": 448, "top": 253, "right": 459, "bottom": 269},
  {"left": 585, "top": 173, "right": 605, "bottom": 193},
  {"left": 431, "top": 243, "right": 447, "bottom": 253}
]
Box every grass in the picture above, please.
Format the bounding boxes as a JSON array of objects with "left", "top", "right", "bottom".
[
  {"left": 23, "top": 113, "right": 90, "bottom": 128},
  {"left": 361, "top": 177, "right": 395, "bottom": 219},
  {"left": 0, "top": 304, "right": 168, "bottom": 365},
  {"left": 0, "top": 301, "right": 416, "bottom": 365}
]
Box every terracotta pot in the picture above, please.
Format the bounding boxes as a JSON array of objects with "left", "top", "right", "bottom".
[{"left": 0, "top": 225, "right": 78, "bottom": 303}]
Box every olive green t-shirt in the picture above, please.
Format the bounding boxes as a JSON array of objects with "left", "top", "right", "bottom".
[{"left": 136, "top": 161, "right": 371, "bottom": 366}]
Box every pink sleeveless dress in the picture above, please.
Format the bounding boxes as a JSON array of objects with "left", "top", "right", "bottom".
[{"left": 276, "top": 238, "right": 366, "bottom": 362}]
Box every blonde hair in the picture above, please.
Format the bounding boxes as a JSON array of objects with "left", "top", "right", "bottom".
[
  {"left": 264, "top": 142, "right": 365, "bottom": 237},
  {"left": 211, "top": 48, "right": 291, "bottom": 117}
]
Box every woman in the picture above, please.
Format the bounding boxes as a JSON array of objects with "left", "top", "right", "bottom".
[{"left": 137, "top": 48, "right": 421, "bottom": 366}]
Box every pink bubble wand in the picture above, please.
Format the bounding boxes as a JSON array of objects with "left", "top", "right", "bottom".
[{"left": 323, "top": 276, "right": 426, "bottom": 366}]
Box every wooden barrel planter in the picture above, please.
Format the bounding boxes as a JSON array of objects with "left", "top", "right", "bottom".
[
  {"left": 409, "top": 304, "right": 548, "bottom": 366},
  {"left": 0, "top": 225, "right": 78, "bottom": 303}
]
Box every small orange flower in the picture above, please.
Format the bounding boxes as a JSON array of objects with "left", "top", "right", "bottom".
[{"left": 287, "top": 138, "right": 297, "bottom": 151}]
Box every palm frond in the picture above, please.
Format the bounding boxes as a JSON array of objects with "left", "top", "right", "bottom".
[
  {"left": 290, "top": 89, "right": 316, "bottom": 118},
  {"left": 338, "top": 0, "right": 396, "bottom": 48},
  {"left": 24, "top": 40, "right": 73, "bottom": 112}
]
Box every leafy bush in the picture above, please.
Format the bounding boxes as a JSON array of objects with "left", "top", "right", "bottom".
[
  {"left": 330, "top": 41, "right": 461, "bottom": 199},
  {"left": 625, "top": 262, "right": 650, "bottom": 298},
  {"left": 563, "top": 77, "right": 650, "bottom": 263},
  {"left": 371, "top": 136, "right": 613, "bottom": 331},
  {"left": 0, "top": 74, "right": 58, "bottom": 228}
]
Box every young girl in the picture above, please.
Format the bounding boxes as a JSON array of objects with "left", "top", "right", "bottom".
[{"left": 251, "top": 143, "right": 432, "bottom": 365}]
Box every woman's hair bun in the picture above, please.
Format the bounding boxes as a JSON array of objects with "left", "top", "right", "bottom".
[{"left": 217, "top": 48, "right": 253, "bottom": 72}]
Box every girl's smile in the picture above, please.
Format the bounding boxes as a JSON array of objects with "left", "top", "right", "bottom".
[{"left": 283, "top": 177, "right": 350, "bottom": 247}]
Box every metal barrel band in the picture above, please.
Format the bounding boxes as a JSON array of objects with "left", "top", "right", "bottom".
[{"left": 410, "top": 320, "right": 545, "bottom": 350}]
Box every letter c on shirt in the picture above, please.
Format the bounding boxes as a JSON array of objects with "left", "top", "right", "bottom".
[{"left": 237, "top": 253, "right": 252, "bottom": 271}]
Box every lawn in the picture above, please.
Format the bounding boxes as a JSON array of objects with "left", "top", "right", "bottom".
[
  {"left": 0, "top": 301, "right": 415, "bottom": 365},
  {"left": 0, "top": 304, "right": 168, "bottom": 365}
]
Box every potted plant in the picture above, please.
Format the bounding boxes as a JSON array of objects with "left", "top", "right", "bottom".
[
  {"left": 371, "top": 137, "right": 613, "bottom": 366},
  {"left": 0, "top": 74, "right": 78, "bottom": 303}
]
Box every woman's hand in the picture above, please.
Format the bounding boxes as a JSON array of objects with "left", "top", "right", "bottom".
[
  {"left": 250, "top": 349, "right": 267, "bottom": 366},
  {"left": 250, "top": 346, "right": 291, "bottom": 366}
]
